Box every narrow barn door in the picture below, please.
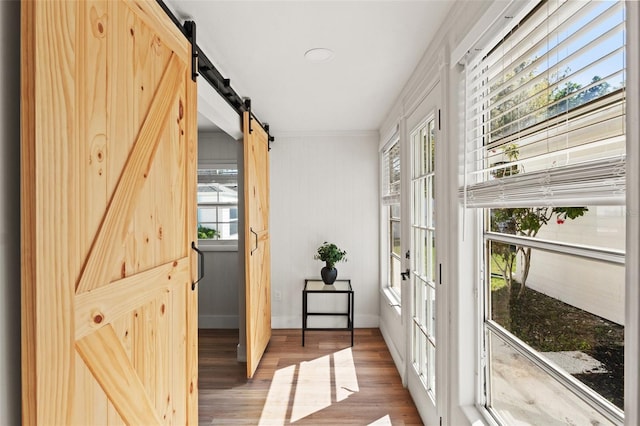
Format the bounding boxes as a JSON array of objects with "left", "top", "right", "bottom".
[
  {"left": 243, "top": 112, "right": 272, "bottom": 378},
  {"left": 21, "top": 1, "right": 198, "bottom": 424}
]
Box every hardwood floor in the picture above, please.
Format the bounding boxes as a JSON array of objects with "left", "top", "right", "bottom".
[{"left": 198, "top": 328, "right": 424, "bottom": 425}]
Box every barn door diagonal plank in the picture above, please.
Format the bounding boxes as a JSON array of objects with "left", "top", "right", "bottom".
[
  {"left": 76, "top": 325, "right": 162, "bottom": 425},
  {"left": 75, "top": 257, "right": 190, "bottom": 339},
  {"left": 76, "top": 53, "right": 186, "bottom": 295}
]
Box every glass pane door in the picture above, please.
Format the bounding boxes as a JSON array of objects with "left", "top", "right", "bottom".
[{"left": 411, "top": 116, "right": 436, "bottom": 397}]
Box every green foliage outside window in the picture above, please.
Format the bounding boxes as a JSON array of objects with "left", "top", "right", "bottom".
[
  {"left": 486, "top": 63, "right": 612, "bottom": 297},
  {"left": 489, "top": 60, "right": 613, "bottom": 142},
  {"left": 490, "top": 145, "right": 588, "bottom": 297},
  {"left": 198, "top": 225, "right": 219, "bottom": 240}
]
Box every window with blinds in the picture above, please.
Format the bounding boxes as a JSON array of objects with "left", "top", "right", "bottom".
[
  {"left": 461, "top": 1, "right": 627, "bottom": 424},
  {"left": 382, "top": 140, "right": 401, "bottom": 205},
  {"left": 462, "top": 0, "right": 626, "bottom": 208},
  {"left": 381, "top": 138, "right": 402, "bottom": 297}
]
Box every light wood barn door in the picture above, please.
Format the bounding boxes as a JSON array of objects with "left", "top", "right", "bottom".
[
  {"left": 243, "top": 112, "right": 272, "bottom": 378},
  {"left": 20, "top": 1, "right": 198, "bottom": 424}
]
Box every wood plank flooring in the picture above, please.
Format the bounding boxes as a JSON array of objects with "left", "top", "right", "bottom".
[{"left": 198, "top": 328, "right": 423, "bottom": 425}]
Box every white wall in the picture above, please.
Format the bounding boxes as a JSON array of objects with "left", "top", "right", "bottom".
[
  {"left": 199, "top": 131, "right": 239, "bottom": 164},
  {"left": 198, "top": 251, "right": 240, "bottom": 328},
  {"left": 197, "top": 132, "right": 242, "bottom": 328},
  {"left": 0, "top": 1, "right": 22, "bottom": 423},
  {"left": 270, "top": 132, "right": 380, "bottom": 329}
]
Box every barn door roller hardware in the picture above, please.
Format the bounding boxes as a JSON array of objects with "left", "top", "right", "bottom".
[
  {"left": 244, "top": 98, "right": 254, "bottom": 134},
  {"left": 242, "top": 98, "right": 275, "bottom": 149},
  {"left": 264, "top": 124, "right": 275, "bottom": 151},
  {"left": 183, "top": 21, "right": 198, "bottom": 82}
]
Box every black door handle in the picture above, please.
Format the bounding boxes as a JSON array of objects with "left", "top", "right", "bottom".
[
  {"left": 191, "top": 241, "right": 204, "bottom": 290},
  {"left": 401, "top": 269, "right": 410, "bottom": 281}
]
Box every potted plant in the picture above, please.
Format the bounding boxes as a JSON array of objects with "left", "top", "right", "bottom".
[{"left": 314, "top": 242, "right": 347, "bottom": 284}]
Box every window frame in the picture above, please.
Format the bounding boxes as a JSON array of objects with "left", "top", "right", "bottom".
[
  {"left": 460, "top": 1, "right": 629, "bottom": 424},
  {"left": 197, "top": 161, "right": 239, "bottom": 252},
  {"left": 482, "top": 209, "right": 626, "bottom": 424},
  {"left": 381, "top": 137, "right": 402, "bottom": 306},
  {"left": 389, "top": 204, "right": 402, "bottom": 298}
]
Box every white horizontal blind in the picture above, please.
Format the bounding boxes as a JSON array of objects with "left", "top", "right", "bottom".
[
  {"left": 462, "top": 0, "right": 626, "bottom": 208},
  {"left": 382, "top": 140, "right": 401, "bottom": 205}
]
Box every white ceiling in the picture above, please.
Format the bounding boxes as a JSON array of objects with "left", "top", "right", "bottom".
[{"left": 167, "top": 1, "right": 455, "bottom": 134}]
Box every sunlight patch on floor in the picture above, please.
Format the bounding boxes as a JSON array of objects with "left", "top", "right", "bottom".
[
  {"left": 291, "top": 354, "right": 332, "bottom": 422},
  {"left": 259, "top": 365, "right": 295, "bottom": 425},
  {"left": 367, "top": 414, "right": 392, "bottom": 425},
  {"left": 334, "top": 347, "right": 359, "bottom": 402},
  {"left": 258, "top": 348, "right": 360, "bottom": 424}
]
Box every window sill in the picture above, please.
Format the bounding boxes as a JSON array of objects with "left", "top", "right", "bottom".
[
  {"left": 461, "top": 405, "right": 499, "bottom": 426},
  {"left": 381, "top": 287, "right": 402, "bottom": 316},
  {"left": 197, "top": 240, "right": 238, "bottom": 252}
]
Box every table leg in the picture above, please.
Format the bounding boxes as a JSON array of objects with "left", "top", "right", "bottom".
[
  {"left": 350, "top": 291, "right": 354, "bottom": 346},
  {"left": 302, "top": 290, "right": 306, "bottom": 346}
]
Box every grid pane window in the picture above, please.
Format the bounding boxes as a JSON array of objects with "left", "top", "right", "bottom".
[
  {"left": 383, "top": 141, "right": 402, "bottom": 296},
  {"left": 389, "top": 204, "right": 402, "bottom": 295},
  {"left": 197, "top": 168, "right": 238, "bottom": 240},
  {"left": 486, "top": 206, "right": 625, "bottom": 414}
]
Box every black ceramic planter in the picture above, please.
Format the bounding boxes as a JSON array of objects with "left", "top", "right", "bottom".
[{"left": 321, "top": 264, "right": 337, "bottom": 284}]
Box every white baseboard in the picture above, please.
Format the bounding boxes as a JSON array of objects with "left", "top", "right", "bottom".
[
  {"left": 353, "top": 314, "right": 380, "bottom": 328},
  {"left": 271, "top": 315, "right": 300, "bottom": 329},
  {"left": 271, "top": 314, "right": 380, "bottom": 329},
  {"left": 380, "top": 320, "right": 406, "bottom": 385},
  {"left": 198, "top": 315, "right": 239, "bottom": 329}
]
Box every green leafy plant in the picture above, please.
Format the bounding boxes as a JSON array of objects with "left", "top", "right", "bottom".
[
  {"left": 490, "top": 145, "right": 588, "bottom": 297},
  {"left": 492, "top": 206, "right": 587, "bottom": 296},
  {"left": 314, "top": 242, "right": 347, "bottom": 269},
  {"left": 198, "top": 225, "right": 220, "bottom": 240}
]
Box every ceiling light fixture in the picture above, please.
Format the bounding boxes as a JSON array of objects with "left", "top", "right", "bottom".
[{"left": 304, "top": 48, "right": 334, "bottom": 63}]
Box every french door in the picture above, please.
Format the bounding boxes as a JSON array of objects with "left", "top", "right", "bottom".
[{"left": 406, "top": 84, "right": 442, "bottom": 425}]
